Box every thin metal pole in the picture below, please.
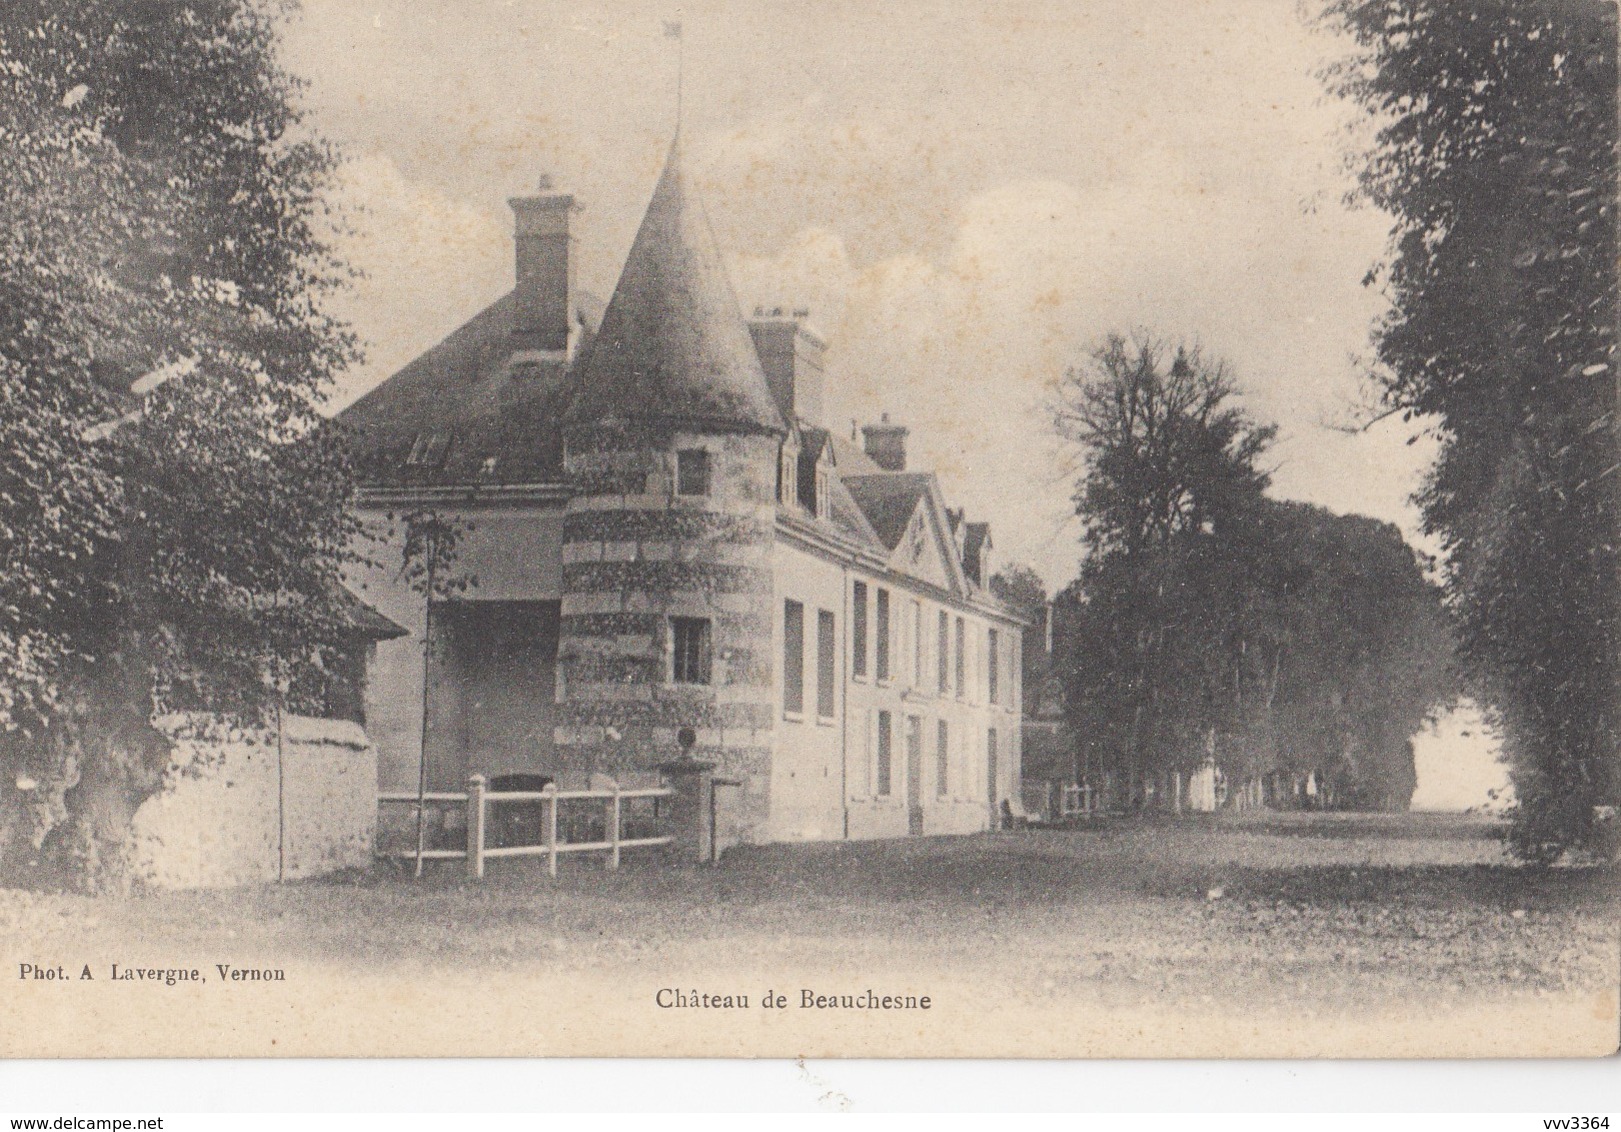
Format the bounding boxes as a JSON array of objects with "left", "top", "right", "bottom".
[{"left": 609, "top": 786, "right": 621, "bottom": 871}]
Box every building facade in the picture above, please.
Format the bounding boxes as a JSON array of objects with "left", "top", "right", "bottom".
[{"left": 339, "top": 140, "right": 1025, "bottom": 848}]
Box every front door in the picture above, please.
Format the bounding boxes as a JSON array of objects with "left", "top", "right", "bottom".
[
  {"left": 426, "top": 600, "right": 560, "bottom": 790},
  {"left": 905, "top": 715, "right": 924, "bottom": 835}
]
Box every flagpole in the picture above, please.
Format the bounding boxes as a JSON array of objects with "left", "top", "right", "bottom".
[{"left": 664, "top": 19, "right": 684, "bottom": 136}]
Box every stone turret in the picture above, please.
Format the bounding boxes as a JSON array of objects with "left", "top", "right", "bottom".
[{"left": 555, "top": 138, "right": 783, "bottom": 849}]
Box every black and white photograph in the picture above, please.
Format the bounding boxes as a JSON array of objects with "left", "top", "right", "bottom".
[{"left": 0, "top": 0, "right": 1615, "bottom": 1081}]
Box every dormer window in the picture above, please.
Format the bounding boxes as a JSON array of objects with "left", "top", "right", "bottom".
[
  {"left": 405, "top": 432, "right": 450, "bottom": 468},
  {"left": 676, "top": 448, "right": 710, "bottom": 496},
  {"left": 815, "top": 465, "right": 831, "bottom": 519}
]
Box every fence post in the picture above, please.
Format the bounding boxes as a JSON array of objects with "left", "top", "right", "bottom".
[
  {"left": 655, "top": 754, "right": 716, "bottom": 866},
  {"left": 609, "top": 785, "right": 622, "bottom": 871},
  {"left": 466, "top": 774, "right": 487, "bottom": 880},
  {"left": 544, "top": 783, "right": 559, "bottom": 878}
]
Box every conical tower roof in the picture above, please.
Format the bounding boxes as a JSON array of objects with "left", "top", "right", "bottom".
[{"left": 565, "top": 137, "right": 785, "bottom": 434}]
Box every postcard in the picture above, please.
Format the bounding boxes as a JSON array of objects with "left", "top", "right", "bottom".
[{"left": 0, "top": 0, "right": 1614, "bottom": 1060}]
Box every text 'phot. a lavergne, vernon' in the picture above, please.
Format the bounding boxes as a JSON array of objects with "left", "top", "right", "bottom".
[{"left": 18, "top": 963, "right": 286, "bottom": 986}]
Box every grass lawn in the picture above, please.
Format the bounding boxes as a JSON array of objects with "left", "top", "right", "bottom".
[{"left": 2, "top": 810, "right": 1615, "bottom": 1057}]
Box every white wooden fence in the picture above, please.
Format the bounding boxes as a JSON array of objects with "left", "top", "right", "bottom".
[
  {"left": 1059, "top": 783, "right": 1098, "bottom": 818},
  {"left": 378, "top": 775, "right": 675, "bottom": 879},
  {"left": 1021, "top": 781, "right": 1100, "bottom": 823}
]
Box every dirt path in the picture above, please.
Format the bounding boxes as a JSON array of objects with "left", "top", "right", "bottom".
[{"left": 1, "top": 812, "right": 1615, "bottom": 1056}]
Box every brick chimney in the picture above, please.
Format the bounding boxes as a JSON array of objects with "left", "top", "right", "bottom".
[
  {"left": 748, "top": 308, "right": 825, "bottom": 426},
  {"left": 861, "top": 413, "right": 909, "bottom": 471},
  {"left": 509, "top": 175, "right": 576, "bottom": 352}
]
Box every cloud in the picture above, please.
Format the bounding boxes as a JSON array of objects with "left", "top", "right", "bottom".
[
  {"left": 322, "top": 152, "right": 511, "bottom": 407},
  {"left": 289, "top": 0, "right": 1427, "bottom": 590},
  {"left": 727, "top": 160, "right": 1408, "bottom": 587}
]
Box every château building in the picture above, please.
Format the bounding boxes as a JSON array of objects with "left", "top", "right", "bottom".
[{"left": 338, "top": 139, "right": 1026, "bottom": 847}]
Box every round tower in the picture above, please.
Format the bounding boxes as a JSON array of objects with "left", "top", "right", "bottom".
[{"left": 555, "top": 138, "right": 785, "bottom": 846}]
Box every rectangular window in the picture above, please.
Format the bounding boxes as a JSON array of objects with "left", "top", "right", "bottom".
[
  {"left": 906, "top": 715, "right": 923, "bottom": 800},
  {"left": 783, "top": 600, "right": 804, "bottom": 715},
  {"left": 876, "top": 710, "right": 893, "bottom": 796},
  {"left": 937, "top": 610, "right": 950, "bottom": 694},
  {"left": 676, "top": 448, "right": 711, "bottom": 496},
  {"left": 851, "top": 581, "right": 868, "bottom": 679},
  {"left": 670, "top": 617, "right": 712, "bottom": 685},
  {"left": 817, "top": 609, "right": 837, "bottom": 719},
  {"left": 987, "top": 728, "right": 998, "bottom": 800},
  {"left": 875, "top": 588, "right": 891, "bottom": 682},
  {"left": 936, "top": 719, "right": 950, "bottom": 797},
  {"left": 955, "top": 616, "right": 966, "bottom": 698},
  {"left": 987, "top": 628, "right": 1000, "bottom": 704},
  {"left": 911, "top": 600, "right": 923, "bottom": 687},
  {"left": 1011, "top": 644, "right": 1020, "bottom": 713}
]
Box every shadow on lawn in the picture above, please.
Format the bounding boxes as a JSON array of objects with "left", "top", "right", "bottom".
[
  {"left": 712, "top": 834, "right": 1614, "bottom": 912},
  {"left": 289, "top": 807, "right": 1620, "bottom": 937},
  {"left": 332, "top": 821, "right": 1615, "bottom": 921}
]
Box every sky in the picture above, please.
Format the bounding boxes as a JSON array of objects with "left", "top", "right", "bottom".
[{"left": 278, "top": 0, "right": 1507, "bottom": 806}]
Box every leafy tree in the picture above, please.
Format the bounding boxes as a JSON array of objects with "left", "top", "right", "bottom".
[
  {"left": 1051, "top": 332, "right": 1455, "bottom": 811},
  {"left": 1318, "top": 0, "right": 1618, "bottom": 858},
  {"left": 1051, "top": 333, "right": 1276, "bottom": 805},
  {"left": 989, "top": 563, "right": 1049, "bottom": 708},
  {"left": 395, "top": 508, "right": 475, "bottom": 876},
  {"left": 0, "top": 1, "right": 361, "bottom": 887},
  {"left": 1244, "top": 502, "right": 1455, "bottom": 811}
]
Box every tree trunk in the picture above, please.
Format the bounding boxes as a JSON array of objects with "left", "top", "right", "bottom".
[{"left": 30, "top": 707, "right": 169, "bottom": 893}]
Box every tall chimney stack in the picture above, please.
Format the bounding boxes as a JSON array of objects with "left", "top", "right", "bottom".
[
  {"left": 509, "top": 175, "right": 576, "bottom": 352},
  {"left": 748, "top": 308, "right": 825, "bottom": 426},
  {"left": 861, "top": 413, "right": 909, "bottom": 471}
]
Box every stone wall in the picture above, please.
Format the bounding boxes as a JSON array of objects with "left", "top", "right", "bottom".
[
  {"left": 127, "top": 714, "right": 377, "bottom": 889},
  {"left": 557, "top": 425, "right": 778, "bottom": 847}
]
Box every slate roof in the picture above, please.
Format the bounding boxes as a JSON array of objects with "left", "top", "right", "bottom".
[
  {"left": 337, "top": 290, "right": 603, "bottom": 488},
  {"left": 336, "top": 140, "right": 998, "bottom": 606},
  {"left": 330, "top": 584, "right": 409, "bottom": 640},
  {"left": 339, "top": 137, "right": 787, "bottom": 489},
  {"left": 824, "top": 473, "right": 886, "bottom": 551},
  {"left": 828, "top": 433, "right": 883, "bottom": 475},
  {"left": 774, "top": 424, "right": 883, "bottom": 553},
  {"left": 841, "top": 473, "right": 933, "bottom": 552},
  {"left": 564, "top": 136, "right": 785, "bottom": 435}
]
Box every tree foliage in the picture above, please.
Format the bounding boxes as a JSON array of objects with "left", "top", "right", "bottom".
[
  {"left": 0, "top": 1, "right": 361, "bottom": 885},
  {"left": 1318, "top": 0, "right": 1618, "bottom": 858},
  {"left": 1052, "top": 332, "right": 1454, "bottom": 810},
  {"left": 1243, "top": 501, "right": 1455, "bottom": 809},
  {"left": 989, "top": 562, "right": 1050, "bottom": 705},
  {"left": 1051, "top": 334, "right": 1276, "bottom": 797}
]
